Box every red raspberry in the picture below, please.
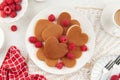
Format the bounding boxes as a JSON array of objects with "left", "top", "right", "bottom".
[
  {"left": 59, "top": 35, "right": 67, "bottom": 43},
  {"left": 0, "top": 1, "right": 7, "bottom": 10},
  {"left": 48, "top": 14, "right": 55, "bottom": 22},
  {"left": 56, "top": 62, "right": 64, "bottom": 69},
  {"left": 10, "top": 11, "right": 17, "bottom": 18},
  {"left": 14, "top": 0, "right": 22, "bottom": 3},
  {"left": 80, "top": 45, "right": 88, "bottom": 51},
  {"left": 119, "top": 74, "right": 120, "bottom": 78},
  {"left": 11, "top": 25, "right": 17, "bottom": 32},
  {"left": 4, "top": 6, "right": 12, "bottom": 14},
  {"left": 29, "top": 36, "right": 37, "bottom": 44},
  {"left": 5, "top": 0, "right": 14, "bottom": 4},
  {"left": 9, "top": 4, "right": 16, "bottom": 11},
  {"left": 35, "top": 41, "right": 43, "bottom": 48},
  {"left": 68, "top": 43, "right": 76, "bottom": 51},
  {"left": 61, "top": 19, "right": 70, "bottom": 27},
  {"left": 110, "top": 75, "right": 119, "bottom": 80},
  {"left": 15, "top": 4, "right": 22, "bottom": 11},
  {"left": 67, "top": 52, "right": 75, "bottom": 59},
  {"left": 1, "top": 11, "right": 7, "bottom": 18}
]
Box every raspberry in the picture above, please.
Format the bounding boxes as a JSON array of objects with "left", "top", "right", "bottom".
[
  {"left": 0, "top": 2, "right": 7, "bottom": 10},
  {"left": 4, "top": 6, "right": 12, "bottom": 14},
  {"left": 11, "top": 25, "right": 17, "bottom": 32},
  {"left": 67, "top": 52, "right": 75, "bottom": 59},
  {"left": 68, "top": 43, "right": 76, "bottom": 51},
  {"left": 15, "top": 4, "right": 22, "bottom": 11},
  {"left": 59, "top": 35, "right": 67, "bottom": 43},
  {"left": 48, "top": 14, "right": 55, "bottom": 22},
  {"left": 5, "top": 0, "right": 14, "bottom": 4},
  {"left": 10, "top": 11, "right": 17, "bottom": 18},
  {"left": 9, "top": 4, "right": 16, "bottom": 11},
  {"left": 80, "top": 45, "right": 88, "bottom": 51},
  {"left": 14, "top": 0, "right": 22, "bottom": 3},
  {"left": 56, "top": 62, "right": 64, "bottom": 69},
  {"left": 110, "top": 75, "right": 119, "bottom": 80},
  {"left": 119, "top": 74, "right": 120, "bottom": 78},
  {"left": 29, "top": 36, "right": 37, "bottom": 44},
  {"left": 61, "top": 19, "right": 70, "bottom": 27},
  {"left": 1, "top": 11, "right": 7, "bottom": 18},
  {"left": 35, "top": 41, "right": 43, "bottom": 48}
]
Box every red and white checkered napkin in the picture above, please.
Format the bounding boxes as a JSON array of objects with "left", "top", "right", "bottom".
[{"left": 0, "top": 46, "right": 46, "bottom": 80}]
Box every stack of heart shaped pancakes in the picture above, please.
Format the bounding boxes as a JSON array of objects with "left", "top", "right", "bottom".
[{"left": 34, "top": 12, "right": 88, "bottom": 68}]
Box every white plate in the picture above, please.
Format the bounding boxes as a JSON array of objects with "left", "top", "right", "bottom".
[
  {"left": 0, "top": 0, "right": 28, "bottom": 23},
  {"left": 0, "top": 27, "right": 4, "bottom": 50},
  {"left": 91, "top": 55, "right": 120, "bottom": 80},
  {"left": 25, "top": 7, "right": 95, "bottom": 75}
]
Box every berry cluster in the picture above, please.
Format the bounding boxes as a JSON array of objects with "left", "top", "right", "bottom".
[
  {"left": 0, "top": 0, "right": 22, "bottom": 18},
  {"left": 110, "top": 74, "right": 120, "bottom": 80}
]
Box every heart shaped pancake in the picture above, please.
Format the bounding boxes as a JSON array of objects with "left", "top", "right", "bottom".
[
  {"left": 36, "top": 48, "right": 46, "bottom": 61},
  {"left": 67, "top": 25, "right": 88, "bottom": 46},
  {"left": 34, "top": 19, "right": 53, "bottom": 41},
  {"left": 62, "top": 57, "right": 76, "bottom": 68},
  {"left": 44, "top": 36, "right": 68, "bottom": 59},
  {"left": 57, "top": 12, "right": 80, "bottom": 34},
  {"left": 71, "top": 47, "right": 82, "bottom": 58},
  {"left": 42, "top": 24, "right": 63, "bottom": 41}
]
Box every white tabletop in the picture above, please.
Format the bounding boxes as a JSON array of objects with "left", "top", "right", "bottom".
[{"left": 0, "top": 0, "right": 119, "bottom": 66}]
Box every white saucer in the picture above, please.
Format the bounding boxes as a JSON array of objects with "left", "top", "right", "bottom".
[{"left": 101, "top": 2, "right": 120, "bottom": 37}]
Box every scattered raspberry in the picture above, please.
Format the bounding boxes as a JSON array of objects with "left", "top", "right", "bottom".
[
  {"left": 61, "top": 19, "right": 70, "bottom": 27},
  {"left": 5, "top": 0, "right": 14, "bottom": 5},
  {"left": 67, "top": 52, "right": 75, "bottom": 59},
  {"left": 80, "top": 45, "right": 88, "bottom": 51},
  {"left": 29, "top": 36, "right": 37, "bottom": 44},
  {"left": 35, "top": 41, "right": 43, "bottom": 48},
  {"left": 1, "top": 11, "right": 7, "bottom": 18},
  {"left": 68, "top": 43, "right": 76, "bottom": 51},
  {"left": 14, "top": 0, "right": 22, "bottom": 3},
  {"left": 56, "top": 62, "right": 64, "bottom": 69},
  {"left": 48, "top": 14, "right": 56, "bottom": 22},
  {"left": 0, "top": 2, "right": 7, "bottom": 10},
  {"left": 110, "top": 75, "right": 119, "bottom": 80},
  {"left": 10, "top": 11, "right": 17, "bottom": 18},
  {"left": 11, "top": 25, "right": 17, "bottom": 32},
  {"left": 9, "top": 4, "right": 16, "bottom": 11},
  {"left": 15, "top": 4, "right": 22, "bottom": 11},
  {"left": 4, "top": 6, "right": 12, "bottom": 14},
  {"left": 59, "top": 35, "right": 67, "bottom": 43}
]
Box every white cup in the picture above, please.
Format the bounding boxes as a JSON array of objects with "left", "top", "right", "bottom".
[{"left": 101, "top": 3, "right": 120, "bottom": 37}]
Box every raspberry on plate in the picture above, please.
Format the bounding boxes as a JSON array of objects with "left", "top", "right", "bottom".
[
  {"left": 110, "top": 75, "right": 119, "bottom": 80},
  {"left": 14, "top": 0, "right": 22, "bottom": 3},
  {"left": 61, "top": 19, "right": 70, "bottom": 27},
  {"left": 1, "top": 11, "right": 7, "bottom": 18},
  {"left": 59, "top": 35, "right": 67, "bottom": 43},
  {"left": 0, "top": 2, "right": 7, "bottom": 10},
  {"left": 80, "top": 45, "right": 88, "bottom": 51},
  {"left": 10, "top": 11, "right": 17, "bottom": 18},
  {"left": 29, "top": 36, "right": 37, "bottom": 44},
  {"left": 35, "top": 41, "right": 43, "bottom": 48},
  {"left": 67, "top": 52, "right": 75, "bottom": 59},
  {"left": 56, "top": 62, "right": 64, "bottom": 69},
  {"left": 9, "top": 4, "right": 16, "bottom": 11},
  {"left": 15, "top": 4, "right": 22, "bottom": 11},
  {"left": 48, "top": 14, "right": 56, "bottom": 22},
  {"left": 68, "top": 43, "right": 76, "bottom": 51},
  {"left": 5, "top": 0, "right": 14, "bottom": 5},
  {"left": 4, "top": 6, "right": 12, "bottom": 14}
]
